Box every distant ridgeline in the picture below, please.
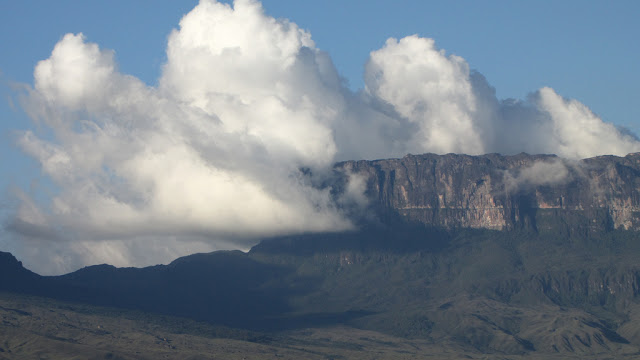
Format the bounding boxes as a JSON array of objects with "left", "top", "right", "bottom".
[{"left": 335, "top": 152, "right": 640, "bottom": 234}]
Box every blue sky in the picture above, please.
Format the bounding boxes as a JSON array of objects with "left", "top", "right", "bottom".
[
  {"left": 1, "top": 0, "right": 640, "bottom": 273},
  {"left": 1, "top": 0, "right": 639, "bottom": 191},
  {"left": 2, "top": 1, "right": 639, "bottom": 121}
]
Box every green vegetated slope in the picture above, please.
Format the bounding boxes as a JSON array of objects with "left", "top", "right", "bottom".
[
  {"left": 4, "top": 225, "right": 640, "bottom": 359},
  {"left": 248, "top": 226, "right": 640, "bottom": 357}
]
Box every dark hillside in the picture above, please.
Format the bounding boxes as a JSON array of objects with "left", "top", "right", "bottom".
[{"left": 4, "top": 152, "right": 640, "bottom": 358}]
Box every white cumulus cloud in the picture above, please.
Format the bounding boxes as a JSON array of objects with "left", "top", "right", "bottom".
[
  {"left": 5, "top": 0, "right": 640, "bottom": 274},
  {"left": 364, "top": 35, "right": 486, "bottom": 155}
]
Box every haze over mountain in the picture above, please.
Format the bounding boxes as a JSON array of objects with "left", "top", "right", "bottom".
[{"left": 3, "top": 0, "right": 640, "bottom": 274}]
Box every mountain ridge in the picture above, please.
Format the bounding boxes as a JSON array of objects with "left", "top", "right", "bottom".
[
  {"left": 335, "top": 151, "right": 640, "bottom": 232},
  {"left": 4, "top": 151, "right": 640, "bottom": 358}
]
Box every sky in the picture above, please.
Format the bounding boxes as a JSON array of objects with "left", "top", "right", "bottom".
[{"left": 1, "top": 0, "right": 639, "bottom": 274}]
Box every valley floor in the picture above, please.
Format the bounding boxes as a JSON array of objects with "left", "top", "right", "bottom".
[{"left": 2, "top": 292, "right": 640, "bottom": 360}]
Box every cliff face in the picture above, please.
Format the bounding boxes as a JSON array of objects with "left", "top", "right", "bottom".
[
  {"left": 5, "top": 154, "right": 640, "bottom": 357},
  {"left": 337, "top": 152, "right": 640, "bottom": 232}
]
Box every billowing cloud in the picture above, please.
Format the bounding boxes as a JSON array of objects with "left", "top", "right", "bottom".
[
  {"left": 361, "top": 36, "right": 640, "bottom": 159},
  {"left": 10, "top": 0, "right": 355, "bottom": 274},
  {"left": 6, "top": 0, "right": 640, "bottom": 274},
  {"left": 534, "top": 87, "right": 640, "bottom": 158},
  {"left": 364, "top": 36, "right": 486, "bottom": 155}
]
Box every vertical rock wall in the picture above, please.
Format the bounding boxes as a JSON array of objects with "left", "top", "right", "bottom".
[{"left": 336, "top": 152, "right": 640, "bottom": 232}]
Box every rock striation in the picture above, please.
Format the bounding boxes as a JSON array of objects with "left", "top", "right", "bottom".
[{"left": 336, "top": 152, "right": 640, "bottom": 232}]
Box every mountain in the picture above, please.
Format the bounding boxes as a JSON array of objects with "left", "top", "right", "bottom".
[
  {"left": 335, "top": 152, "right": 640, "bottom": 232},
  {"left": 0, "top": 251, "right": 45, "bottom": 294},
  {"left": 3, "top": 152, "right": 640, "bottom": 359}
]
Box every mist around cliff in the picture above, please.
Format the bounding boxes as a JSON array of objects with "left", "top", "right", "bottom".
[
  {"left": 4, "top": 0, "right": 640, "bottom": 274},
  {"left": 502, "top": 159, "right": 572, "bottom": 193}
]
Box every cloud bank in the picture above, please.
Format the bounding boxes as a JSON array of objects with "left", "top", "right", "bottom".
[{"left": 6, "top": 0, "right": 640, "bottom": 274}]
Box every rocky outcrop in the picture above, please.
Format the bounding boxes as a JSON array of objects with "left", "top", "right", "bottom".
[{"left": 336, "top": 152, "right": 640, "bottom": 232}]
